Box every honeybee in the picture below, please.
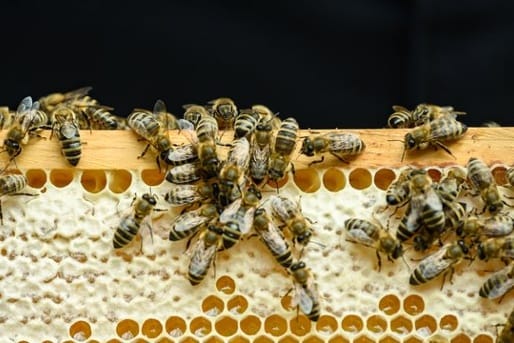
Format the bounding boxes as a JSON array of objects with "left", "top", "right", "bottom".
[
  {"left": 208, "top": 97, "right": 237, "bottom": 129},
  {"left": 251, "top": 104, "right": 281, "bottom": 129},
  {"left": 467, "top": 157, "right": 503, "bottom": 214},
  {"left": 0, "top": 173, "right": 36, "bottom": 224},
  {"left": 226, "top": 137, "right": 251, "bottom": 170},
  {"left": 219, "top": 184, "right": 261, "bottom": 249},
  {"left": 253, "top": 111, "right": 279, "bottom": 149},
  {"left": 384, "top": 167, "right": 414, "bottom": 207},
  {"left": 168, "top": 203, "right": 219, "bottom": 241},
  {"left": 164, "top": 144, "right": 198, "bottom": 167},
  {"left": 249, "top": 144, "right": 270, "bottom": 185},
  {"left": 270, "top": 195, "right": 313, "bottom": 248},
  {"left": 128, "top": 99, "right": 173, "bottom": 168},
  {"left": 234, "top": 108, "right": 260, "bottom": 139},
  {"left": 497, "top": 308, "right": 514, "bottom": 343},
  {"left": 253, "top": 207, "right": 293, "bottom": 269},
  {"left": 50, "top": 106, "right": 82, "bottom": 166},
  {"left": 218, "top": 137, "right": 250, "bottom": 207},
  {"left": 113, "top": 193, "right": 158, "bottom": 249},
  {"left": 300, "top": 132, "right": 365, "bottom": 166},
  {"left": 435, "top": 167, "right": 467, "bottom": 203},
  {"left": 411, "top": 103, "right": 465, "bottom": 124},
  {"left": 289, "top": 261, "right": 321, "bottom": 321},
  {"left": 387, "top": 105, "right": 413, "bottom": 128},
  {"left": 165, "top": 162, "right": 202, "bottom": 184},
  {"left": 479, "top": 263, "right": 514, "bottom": 300},
  {"left": 400, "top": 116, "right": 467, "bottom": 161},
  {"left": 182, "top": 104, "right": 209, "bottom": 128},
  {"left": 0, "top": 107, "right": 13, "bottom": 129},
  {"left": 456, "top": 216, "right": 482, "bottom": 247},
  {"left": 194, "top": 115, "right": 220, "bottom": 178},
  {"left": 482, "top": 214, "right": 514, "bottom": 237},
  {"left": 2, "top": 96, "right": 48, "bottom": 163},
  {"left": 344, "top": 218, "right": 403, "bottom": 271},
  {"left": 38, "top": 87, "right": 93, "bottom": 113},
  {"left": 82, "top": 106, "right": 120, "bottom": 130},
  {"left": 506, "top": 167, "right": 514, "bottom": 187},
  {"left": 268, "top": 117, "right": 299, "bottom": 183},
  {"left": 396, "top": 171, "right": 445, "bottom": 242},
  {"left": 187, "top": 224, "right": 224, "bottom": 285},
  {"left": 477, "top": 237, "right": 514, "bottom": 262},
  {"left": 164, "top": 183, "right": 218, "bottom": 206},
  {"left": 409, "top": 240, "right": 469, "bottom": 288}
]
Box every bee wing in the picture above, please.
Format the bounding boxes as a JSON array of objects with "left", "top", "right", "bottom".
[
  {"left": 173, "top": 212, "right": 210, "bottom": 233},
  {"left": 258, "top": 221, "right": 289, "bottom": 255},
  {"left": 270, "top": 196, "right": 292, "bottom": 222},
  {"left": 17, "top": 96, "right": 33, "bottom": 114},
  {"left": 292, "top": 283, "right": 314, "bottom": 315},
  {"left": 403, "top": 202, "right": 423, "bottom": 234},
  {"left": 177, "top": 118, "right": 195, "bottom": 131},
  {"left": 327, "top": 133, "right": 361, "bottom": 153},
  {"left": 241, "top": 207, "right": 256, "bottom": 234},
  {"left": 228, "top": 137, "right": 250, "bottom": 169},
  {"left": 65, "top": 86, "right": 92, "bottom": 99},
  {"left": 188, "top": 239, "right": 216, "bottom": 275},
  {"left": 346, "top": 226, "right": 375, "bottom": 246},
  {"left": 425, "top": 188, "right": 443, "bottom": 211},
  {"left": 153, "top": 99, "right": 167, "bottom": 116},
  {"left": 429, "top": 117, "right": 464, "bottom": 140},
  {"left": 392, "top": 105, "right": 409, "bottom": 112},
  {"left": 483, "top": 216, "right": 513, "bottom": 237},
  {"left": 219, "top": 199, "right": 242, "bottom": 223},
  {"left": 416, "top": 246, "right": 453, "bottom": 280},
  {"left": 483, "top": 272, "right": 514, "bottom": 299}
]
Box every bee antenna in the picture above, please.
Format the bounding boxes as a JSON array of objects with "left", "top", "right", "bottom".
[
  {"left": 401, "top": 147, "right": 407, "bottom": 162},
  {"left": 309, "top": 240, "right": 326, "bottom": 249}
]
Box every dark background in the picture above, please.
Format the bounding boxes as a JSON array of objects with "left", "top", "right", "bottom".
[{"left": 1, "top": 0, "right": 513, "bottom": 128}]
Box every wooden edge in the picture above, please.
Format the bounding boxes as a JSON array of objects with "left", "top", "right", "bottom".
[{"left": 0, "top": 127, "right": 513, "bottom": 170}]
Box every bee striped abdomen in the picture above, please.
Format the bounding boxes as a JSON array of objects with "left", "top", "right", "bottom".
[
  {"left": 0, "top": 174, "right": 27, "bottom": 195},
  {"left": 58, "top": 123, "right": 82, "bottom": 166},
  {"left": 222, "top": 222, "right": 241, "bottom": 250},
  {"left": 88, "top": 108, "right": 118, "bottom": 129},
  {"left": 127, "top": 111, "right": 160, "bottom": 138},
  {"left": 274, "top": 117, "right": 298, "bottom": 155},
  {"left": 113, "top": 216, "right": 140, "bottom": 248}
]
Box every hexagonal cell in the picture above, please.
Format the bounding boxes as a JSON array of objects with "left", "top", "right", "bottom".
[
  {"left": 374, "top": 168, "right": 396, "bottom": 190},
  {"left": 315, "top": 315, "right": 338, "bottom": 335},
  {"left": 289, "top": 315, "right": 311, "bottom": 336},
  {"left": 328, "top": 335, "right": 350, "bottom": 343},
  {"left": 81, "top": 170, "right": 107, "bottom": 193},
  {"left": 26, "top": 169, "right": 47, "bottom": 189},
  {"left": 492, "top": 166, "right": 508, "bottom": 185},
  {"left": 49, "top": 168, "right": 74, "bottom": 187},
  {"left": 349, "top": 168, "right": 372, "bottom": 189},
  {"left": 141, "top": 169, "right": 164, "bottom": 186},
  {"left": 179, "top": 338, "right": 199, "bottom": 343},
  {"left": 378, "top": 294, "right": 401, "bottom": 316},
  {"left": 116, "top": 319, "right": 139, "bottom": 340},
  {"left": 303, "top": 335, "right": 324, "bottom": 343},
  {"left": 278, "top": 335, "right": 300, "bottom": 343},
  {"left": 229, "top": 336, "right": 250, "bottom": 343},
  {"left": 254, "top": 335, "right": 274, "bottom": 343},
  {"left": 293, "top": 168, "right": 321, "bottom": 193},
  {"left": 440, "top": 314, "right": 459, "bottom": 331},
  {"left": 354, "top": 334, "right": 375, "bottom": 343},
  {"left": 240, "top": 315, "right": 261, "bottom": 336},
  {"left": 415, "top": 314, "right": 437, "bottom": 337},
  {"left": 267, "top": 173, "right": 289, "bottom": 190},
  {"left": 264, "top": 314, "right": 287, "bottom": 337},
  {"left": 427, "top": 168, "right": 442, "bottom": 182},
  {"left": 142, "top": 318, "right": 163, "bottom": 339},
  {"left": 216, "top": 275, "right": 236, "bottom": 294},
  {"left": 108, "top": 169, "right": 132, "bottom": 193},
  {"left": 87, "top": 340, "right": 100, "bottom": 343},
  {"left": 366, "top": 314, "right": 387, "bottom": 334},
  {"left": 379, "top": 336, "right": 400, "bottom": 343},
  {"left": 323, "top": 167, "right": 346, "bottom": 192},
  {"left": 280, "top": 294, "right": 294, "bottom": 311},
  {"left": 215, "top": 316, "right": 238, "bottom": 337},
  {"left": 69, "top": 320, "right": 92, "bottom": 341},
  {"left": 190, "top": 316, "right": 212, "bottom": 337},
  {"left": 156, "top": 339, "right": 174, "bottom": 343},
  {"left": 131, "top": 339, "right": 149, "bottom": 343},
  {"left": 404, "top": 337, "right": 423, "bottom": 343},
  {"left": 204, "top": 336, "right": 224, "bottom": 343},
  {"left": 106, "top": 340, "right": 122, "bottom": 343},
  {"left": 451, "top": 333, "right": 471, "bottom": 343},
  {"left": 473, "top": 334, "right": 493, "bottom": 343},
  {"left": 227, "top": 295, "right": 248, "bottom": 315},
  {"left": 166, "top": 316, "right": 187, "bottom": 337},
  {"left": 403, "top": 294, "right": 425, "bottom": 316},
  {"left": 390, "top": 314, "right": 413, "bottom": 335},
  {"left": 341, "top": 314, "right": 363, "bottom": 333},
  {"left": 202, "top": 295, "right": 225, "bottom": 316}
]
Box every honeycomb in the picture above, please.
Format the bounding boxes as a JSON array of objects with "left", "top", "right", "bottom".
[{"left": 1, "top": 129, "right": 512, "bottom": 342}]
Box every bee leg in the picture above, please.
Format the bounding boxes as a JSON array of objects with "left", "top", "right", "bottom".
[
  {"left": 0, "top": 200, "right": 3, "bottom": 226},
  {"left": 290, "top": 162, "right": 296, "bottom": 176},
  {"left": 376, "top": 251, "right": 382, "bottom": 272},
  {"left": 431, "top": 141, "right": 456, "bottom": 159},
  {"left": 137, "top": 144, "right": 151, "bottom": 159},
  {"left": 329, "top": 152, "right": 349, "bottom": 164},
  {"left": 308, "top": 156, "right": 324, "bottom": 167}
]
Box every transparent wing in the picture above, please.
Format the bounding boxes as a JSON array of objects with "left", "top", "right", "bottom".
[
  {"left": 346, "top": 227, "right": 375, "bottom": 246},
  {"left": 425, "top": 188, "right": 443, "bottom": 212},
  {"left": 416, "top": 247, "right": 453, "bottom": 280},
  {"left": 259, "top": 222, "right": 289, "bottom": 255},
  {"left": 227, "top": 137, "right": 250, "bottom": 170},
  {"left": 173, "top": 211, "right": 210, "bottom": 233},
  {"left": 292, "top": 283, "right": 314, "bottom": 315},
  {"left": 177, "top": 118, "right": 195, "bottom": 131},
  {"left": 483, "top": 216, "right": 513, "bottom": 237},
  {"left": 327, "top": 133, "right": 360, "bottom": 152},
  {"left": 270, "top": 196, "right": 294, "bottom": 222},
  {"left": 188, "top": 240, "right": 215, "bottom": 276},
  {"left": 219, "top": 199, "right": 242, "bottom": 223},
  {"left": 153, "top": 99, "right": 167, "bottom": 116},
  {"left": 403, "top": 202, "right": 423, "bottom": 234},
  {"left": 166, "top": 144, "right": 198, "bottom": 163},
  {"left": 17, "top": 96, "right": 33, "bottom": 114},
  {"left": 240, "top": 207, "right": 256, "bottom": 234},
  {"left": 484, "top": 273, "right": 514, "bottom": 299}
]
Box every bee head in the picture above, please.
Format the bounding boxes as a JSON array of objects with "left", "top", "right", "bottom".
[
  {"left": 296, "top": 230, "right": 312, "bottom": 245},
  {"left": 457, "top": 240, "right": 469, "bottom": 255},
  {"left": 404, "top": 133, "right": 417, "bottom": 150},
  {"left": 391, "top": 242, "right": 404, "bottom": 259},
  {"left": 301, "top": 137, "right": 315, "bottom": 156},
  {"left": 4, "top": 139, "right": 21, "bottom": 157},
  {"left": 290, "top": 261, "right": 306, "bottom": 272},
  {"left": 477, "top": 243, "right": 486, "bottom": 260},
  {"left": 142, "top": 193, "right": 157, "bottom": 206}
]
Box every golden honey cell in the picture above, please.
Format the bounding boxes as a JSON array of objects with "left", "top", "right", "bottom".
[
  {"left": 378, "top": 294, "right": 401, "bottom": 316},
  {"left": 349, "top": 168, "right": 372, "bottom": 189},
  {"left": 215, "top": 316, "right": 238, "bottom": 337},
  {"left": 440, "top": 314, "right": 459, "bottom": 331},
  {"left": 156, "top": 338, "right": 173, "bottom": 343},
  {"left": 49, "top": 168, "right": 74, "bottom": 187},
  {"left": 451, "top": 333, "right": 471, "bottom": 343},
  {"left": 25, "top": 169, "right": 47, "bottom": 189},
  {"left": 492, "top": 166, "right": 508, "bottom": 185},
  {"left": 204, "top": 335, "right": 224, "bottom": 343},
  {"left": 69, "top": 320, "right": 92, "bottom": 341},
  {"left": 303, "top": 335, "right": 324, "bottom": 343},
  {"left": 374, "top": 168, "right": 396, "bottom": 190},
  {"left": 315, "top": 315, "right": 338, "bottom": 335},
  {"left": 415, "top": 314, "right": 437, "bottom": 334},
  {"left": 366, "top": 314, "right": 387, "bottom": 334},
  {"left": 293, "top": 168, "right": 321, "bottom": 193},
  {"left": 115, "top": 319, "right": 139, "bottom": 339},
  {"left": 354, "top": 335, "right": 375, "bottom": 343},
  {"left": 278, "top": 335, "right": 300, "bottom": 343},
  {"left": 267, "top": 174, "right": 289, "bottom": 189},
  {"left": 341, "top": 314, "right": 364, "bottom": 333},
  {"left": 190, "top": 316, "right": 212, "bottom": 337},
  {"left": 141, "top": 318, "right": 163, "bottom": 339},
  {"left": 80, "top": 170, "right": 107, "bottom": 193},
  {"left": 140, "top": 169, "right": 165, "bottom": 186},
  {"left": 240, "top": 315, "right": 262, "bottom": 336},
  {"left": 322, "top": 167, "right": 346, "bottom": 192},
  {"left": 165, "top": 316, "right": 186, "bottom": 337},
  {"left": 328, "top": 335, "right": 350, "bottom": 343},
  {"left": 108, "top": 169, "right": 132, "bottom": 193},
  {"left": 403, "top": 337, "right": 422, "bottom": 343},
  {"left": 289, "top": 315, "right": 312, "bottom": 336},
  {"left": 202, "top": 295, "right": 225, "bottom": 316},
  {"left": 254, "top": 335, "right": 274, "bottom": 343},
  {"left": 264, "top": 314, "right": 287, "bottom": 337},
  {"left": 379, "top": 336, "right": 400, "bottom": 343},
  {"left": 473, "top": 334, "right": 494, "bottom": 343},
  {"left": 227, "top": 295, "right": 249, "bottom": 315},
  {"left": 216, "top": 275, "right": 236, "bottom": 294},
  {"left": 229, "top": 335, "right": 250, "bottom": 343},
  {"left": 427, "top": 168, "right": 442, "bottom": 182},
  {"left": 390, "top": 314, "right": 413, "bottom": 335},
  {"left": 403, "top": 294, "right": 425, "bottom": 316}
]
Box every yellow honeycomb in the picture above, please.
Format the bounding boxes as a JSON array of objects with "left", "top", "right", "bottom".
[{"left": 0, "top": 129, "right": 511, "bottom": 342}]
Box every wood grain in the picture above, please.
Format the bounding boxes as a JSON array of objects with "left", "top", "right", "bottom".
[{"left": 0, "top": 128, "right": 512, "bottom": 170}]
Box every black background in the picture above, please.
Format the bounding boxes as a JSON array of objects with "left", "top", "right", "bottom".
[{"left": 1, "top": 0, "right": 513, "bottom": 128}]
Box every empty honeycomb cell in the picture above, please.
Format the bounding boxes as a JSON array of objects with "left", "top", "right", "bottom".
[
  {"left": 141, "top": 169, "right": 165, "bottom": 186},
  {"left": 374, "top": 168, "right": 396, "bottom": 190},
  {"left": 179, "top": 338, "right": 199, "bottom": 343},
  {"left": 303, "top": 336, "right": 324, "bottom": 343},
  {"left": 190, "top": 316, "right": 212, "bottom": 337},
  {"left": 315, "top": 315, "right": 338, "bottom": 335},
  {"left": 322, "top": 167, "right": 346, "bottom": 192},
  {"left": 204, "top": 336, "right": 224, "bottom": 343},
  {"left": 229, "top": 335, "right": 250, "bottom": 343},
  {"left": 473, "top": 334, "right": 493, "bottom": 343},
  {"left": 492, "top": 166, "right": 508, "bottom": 185},
  {"left": 366, "top": 314, "right": 387, "bottom": 334},
  {"left": 403, "top": 294, "right": 425, "bottom": 316},
  {"left": 227, "top": 295, "right": 248, "bottom": 315},
  {"left": 156, "top": 338, "right": 174, "bottom": 343},
  {"left": 390, "top": 315, "right": 413, "bottom": 335},
  {"left": 116, "top": 319, "right": 139, "bottom": 339},
  {"left": 25, "top": 169, "right": 47, "bottom": 188},
  {"left": 349, "top": 168, "right": 372, "bottom": 189},
  {"left": 293, "top": 168, "right": 321, "bottom": 193},
  {"left": 354, "top": 335, "right": 375, "bottom": 343},
  {"left": 379, "top": 336, "right": 400, "bottom": 343},
  {"left": 415, "top": 314, "right": 437, "bottom": 336},
  {"left": 378, "top": 294, "right": 401, "bottom": 315},
  {"left": 165, "top": 316, "right": 187, "bottom": 337},
  {"left": 108, "top": 169, "right": 132, "bottom": 193},
  {"left": 328, "top": 335, "right": 350, "bottom": 343},
  {"left": 267, "top": 174, "right": 288, "bottom": 189},
  {"left": 403, "top": 337, "right": 422, "bottom": 343},
  {"left": 202, "top": 295, "right": 225, "bottom": 316},
  {"left": 452, "top": 334, "right": 471, "bottom": 343},
  {"left": 278, "top": 335, "right": 300, "bottom": 343},
  {"left": 215, "top": 316, "right": 238, "bottom": 337},
  {"left": 69, "top": 320, "right": 92, "bottom": 341},
  {"left": 142, "top": 318, "right": 163, "bottom": 339},
  {"left": 427, "top": 168, "right": 442, "bottom": 182},
  {"left": 81, "top": 170, "right": 107, "bottom": 193},
  {"left": 49, "top": 168, "right": 74, "bottom": 187},
  {"left": 289, "top": 315, "right": 312, "bottom": 336},
  {"left": 240, "top": 315, "right": 261, "bottom": 335},
  {"left": 132, "top": 339, "right": 149, "bottom": 343},
  {"left": 216, "top": 275, "right": 236, "bottom": 294},
  {"left": 341, "top": 314, "right": 364, "bottom": 333},
  {"left": 264, "top": 314, "right": 287, "bottom": 337},
  {"left": 254, "top": 336, "right": 274, "bottom": 343},
  {"left": 440, "top": 314, "right": 459, "bottom": 331},
  {"left": 106, "top": 340, "right": 122, "bottom": 343}
]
